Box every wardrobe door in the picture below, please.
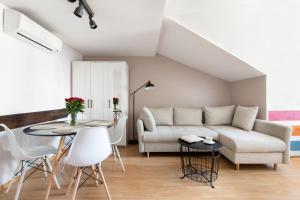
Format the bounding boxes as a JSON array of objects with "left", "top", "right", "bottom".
[
  {"left": 90, "top": 62, "right": 113, "bottom": 120},
  {"left": 72, "top": 61, "right": 91, "bottom": 120}
]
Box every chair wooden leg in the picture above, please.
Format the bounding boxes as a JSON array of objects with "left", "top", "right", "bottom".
[
  {"left": 6, "top": 161, "right": 21, "bottom": 194},
  {"left": 112, "top": 146, "right": 117, "bottom": 161},
  {"left": 66, "top": 167, "right": 78, "bottom": 195},
  {"left": 71, "top": 168, "right": 82, "bottom": 200},
  {"left": 98, "top": 164, "right": 111, "bottom": 200},
  {"left": 91, "top": 165, "right": 99, "bottom": 187},
  {"left": 45, "top": 157, "right": 60, "bottom": 190},
  {"left": 42, "top": 158, "right": 48, "bottom": 178},
  {"left": 15, "top": 164, "right": 28, "bottom": 200},
  {"left": 114, "top": 145, "right": 125, "bottom": 172},
  {"left": 236, "top": 163, "right": 240, "bottom": 171},
  {"left": 274, "top": 163, "right": 278, "bottom": 170},
  {"left": 147, "top": 152, "right": 150, "bottom": 158}
]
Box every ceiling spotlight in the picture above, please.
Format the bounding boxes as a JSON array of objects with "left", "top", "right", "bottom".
[
  {"left": 67, "top": 0, "right": 98, "bottom": 29},
  {"left": 74, "top": 0, "right": 83, "bottom": 18},
  {"left": 89, "top": 16, "right": 97, "bottom": 29}
]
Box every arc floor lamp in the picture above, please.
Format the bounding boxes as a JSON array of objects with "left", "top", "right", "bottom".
[{"left": 130, "top": 80, "right": 155, "bottom": 143}]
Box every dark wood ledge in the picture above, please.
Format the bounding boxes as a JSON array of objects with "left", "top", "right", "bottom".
[{"left": 0, "top": 109, "right": 68, "bottom": 131}]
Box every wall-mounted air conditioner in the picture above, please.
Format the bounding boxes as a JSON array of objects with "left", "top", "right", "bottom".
[{"left": 3, "top": 9, "right": 62, "bottom": 53}]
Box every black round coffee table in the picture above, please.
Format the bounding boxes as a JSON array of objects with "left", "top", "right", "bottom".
[{"left": 178, "top": 138, "right": 223, "bottom": 188}]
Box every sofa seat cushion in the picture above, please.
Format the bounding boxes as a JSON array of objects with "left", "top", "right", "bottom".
[
  {"left": 143, "top": 126, "right": 219, "bottom": 143},
  {"left": 207, "top": 126, "right": 286, "bottom": 153}
]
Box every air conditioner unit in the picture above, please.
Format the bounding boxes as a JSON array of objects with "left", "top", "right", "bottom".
[{"left": 3, "top": 9, "right": 62, "bottom": 53}]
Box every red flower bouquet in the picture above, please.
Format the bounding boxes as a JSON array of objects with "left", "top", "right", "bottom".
[{"left": 65, "top": 97, "right": 85, "bottom": 126}]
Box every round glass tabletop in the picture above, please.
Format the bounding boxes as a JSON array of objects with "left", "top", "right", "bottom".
[{"left": 23, "top": 120, "right": 114, "bottom": 137}]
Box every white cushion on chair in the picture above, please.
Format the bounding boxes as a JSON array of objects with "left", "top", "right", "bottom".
[
  {"left": 203, "top": 105, "right": 235, "bottom": 126},
  {"left": 140, "top": 107, "right": 156, "bottom": 131},
  {"left": 174, "top": 107, "right": 203, "bottom": 126},
  {"left": 149, "top": 107, "right": 173, "bottom": 125}
]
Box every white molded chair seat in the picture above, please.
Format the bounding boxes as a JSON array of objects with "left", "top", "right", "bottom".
[
  {"left": 64, "top": 127, "right": 112, "bottom": 200},
  {"left": 0, "top": 124, "right": 60, "bottom": 200},
  {"left": 23, "top": 145, "right": 57, "bottom": 157}
]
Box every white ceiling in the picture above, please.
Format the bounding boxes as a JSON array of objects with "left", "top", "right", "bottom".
[
  {"left": 0, "top": 0, "right": 166, "bottom": 56},
  {"left": 0, "top": 0, "right": 266, "bottom": 81},
  {"left": 158, "top": 18, "right": 263, "bottom": 81}
]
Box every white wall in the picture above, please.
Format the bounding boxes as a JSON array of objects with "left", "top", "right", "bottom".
[
  {"left": 84, "top": 55, "right": 232, "bottom": 140},
  {"left": 0, "top": 3, "right": 82, "bottom": 185},
  {"left": 0, "top": 3, "right": 82, "bottom": 115},
  {"left": 230, "top": 76, "right": 267, "bottom": 119},
  {"left": 166, "top": 0, "right": 300, "bottom": 111}
]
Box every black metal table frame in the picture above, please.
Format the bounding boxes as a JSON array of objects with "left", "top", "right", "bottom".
[{"left": 179, "top": 142, "right": 221, "bottom": 188}]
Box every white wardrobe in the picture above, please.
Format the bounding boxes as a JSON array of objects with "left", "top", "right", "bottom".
[{"left": 72, "top": 61, "right": 129, "bottom": 145}]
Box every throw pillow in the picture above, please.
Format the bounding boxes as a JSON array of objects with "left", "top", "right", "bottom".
[
  {"left": 149, "top": 107, "right": 173, "bottom": 125},
  {"left": 203, "top": 105, "right": 235, "bottom": 126},
  {"left": 232, "top": 106, "right": 259, "bottom": 131},
  {"left": 174, "top": 107, "right": 203, "bottom": 126},
  {"left": 140, "top": 107, "right": 156, "bottom": 131}
]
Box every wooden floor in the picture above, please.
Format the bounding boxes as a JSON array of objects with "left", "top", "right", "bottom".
[{"left": 1, "top": 145, "right": 300, "bottom": 200}]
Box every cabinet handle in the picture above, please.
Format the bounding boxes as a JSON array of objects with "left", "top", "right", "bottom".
[
  {"left": 91, "top": 99, "right": 93, "bottom": 108},
  {"left": 87, "top": 99, "right": 90, "bottom": 108}
]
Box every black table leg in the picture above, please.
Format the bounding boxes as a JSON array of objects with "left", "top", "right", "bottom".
[
  {"left": 210, "top": 150, "right": 215, "bottom": 188},
  {"left": 180, "top": 145, "right": 186, "bottom": 179}
]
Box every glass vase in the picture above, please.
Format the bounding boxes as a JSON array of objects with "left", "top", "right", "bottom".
[{"left": 70, "top": 112, "right": 78, "bottom": 126}]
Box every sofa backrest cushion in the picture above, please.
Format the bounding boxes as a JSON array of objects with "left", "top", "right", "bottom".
[
  {"left": 149, "top": 107, "right": 174, "bottom": 125},
  {"left": 203, "top": 105, "right": 235, "bottom": 126},
  {"left": 174, "top": 107, "right": 203, "bottom": 126},
  {"left": 140, "top": 107, "right": 156, "bottom": 131},
  {"left": 232, "top": 105, "right": 258, "bottom": 131}
]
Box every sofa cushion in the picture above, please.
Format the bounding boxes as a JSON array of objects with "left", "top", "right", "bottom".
[
  {"left": 232, "top": 106, "right": 258, "bottom": 131},
  {"left": 203, "top": 105, "right": 235, "bottom": 126},
  {"left": 143, "top": 126, "right": 219, "bottom": 143},
  {"left": 174, "top": 107, "right": 203, "bottom": 126},
  {"left": 149, "top": 107, "right": 173, "bottom": 125},
  {"left": 140, "top": 107, "right": 156, "bottom": 131},
  {"left": 207, "top": 126, "right": 286, "bottom": 153}
]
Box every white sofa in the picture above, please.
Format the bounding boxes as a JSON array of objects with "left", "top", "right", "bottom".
[{"left": 137, "top": 106, "right": 292, "bottom": 170}]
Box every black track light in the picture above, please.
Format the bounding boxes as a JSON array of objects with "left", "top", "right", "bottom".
[
  {"left": 74, "top": 1, "right": 83, "bottom": 18},
  {"left": 68, "top": 0, "right": 98, "bottom": 29},
  {"left": 89, "top": 16, "right": 97, "bottom": 29}
]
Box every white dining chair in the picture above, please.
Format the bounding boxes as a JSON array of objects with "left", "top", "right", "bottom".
[
  {"left": 64, "top": 127, "right": 112, "bottom": 200},
  {"left": 110, "top": 115, "right": 127, "bottom": 172},
  {"left": 0, "top": 124, "right": 60, "bottom": 200}
]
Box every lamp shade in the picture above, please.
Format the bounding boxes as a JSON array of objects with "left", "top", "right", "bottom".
[{"left": 144, "top": 81, "right": 155, "bottom": 90}]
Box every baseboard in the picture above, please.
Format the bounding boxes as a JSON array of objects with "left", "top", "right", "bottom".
[{"left": 128, "top": 139, "right": 138, "bottom": 144}]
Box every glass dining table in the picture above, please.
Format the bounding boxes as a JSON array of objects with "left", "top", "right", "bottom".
[{"left": 23, "top": 120, "right": 114, "bottom": 200}]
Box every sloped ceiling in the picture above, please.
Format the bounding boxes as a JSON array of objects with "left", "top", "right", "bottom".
[
  {"left": 0, "top": 0, "right": 265, "bottom": 81},
  {"left": 0, "top": 0, "right": 166, "bottom": 56},
  {"left": 158, "top": 18, "right": 263, "bottom": 81}
]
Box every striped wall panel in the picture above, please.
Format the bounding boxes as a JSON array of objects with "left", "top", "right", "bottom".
[
  {"left": 291, "top": 141, "right": 300, "bottom": 151},
  {"left": 268, "top": 110, "right": 300, "bottom": 156}
]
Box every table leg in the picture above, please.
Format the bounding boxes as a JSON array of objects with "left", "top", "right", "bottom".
[
  {"left": 210, "top": 150, "right": 215, "bottom": 188},
  {"left": 45, "top": 136, "right": 65, "bottom": 200}
]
